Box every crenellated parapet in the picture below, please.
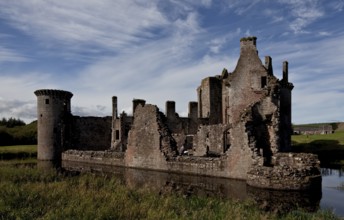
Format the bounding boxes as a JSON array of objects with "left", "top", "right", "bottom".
[
  {"left": 240, "top": 36, "right": 257, "bottom": 46},
  {"left": 34, "top": 89, "right": 73, "bottom": 99}
]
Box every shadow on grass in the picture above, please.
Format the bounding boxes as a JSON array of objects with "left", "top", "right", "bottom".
[{"left": 291, "top": 140, "right": 344, "bottom": 167}]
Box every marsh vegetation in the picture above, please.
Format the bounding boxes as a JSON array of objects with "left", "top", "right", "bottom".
[{"left": 0, "top": 145, "right": 341, "bottom": 219}]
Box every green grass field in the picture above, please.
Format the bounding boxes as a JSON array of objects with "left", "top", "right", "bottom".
[
  {"left": 0, "top": 145, "right": 37, "bottom": 153},
  {"left": 292, "top": 131, "right": 344, "bottom": 166},
  {"left": 0, "top": 145, "right": 37, "bottom": 160},
  {"left": 292, "top": 131, "right": 344, "bottom": 146}
]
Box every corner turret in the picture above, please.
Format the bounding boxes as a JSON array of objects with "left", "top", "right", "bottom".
[{"left": 34, "top": 89, "right": 73, "bottom": 161}]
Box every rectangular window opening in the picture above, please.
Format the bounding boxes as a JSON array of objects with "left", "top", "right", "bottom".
[
  {"left": 45, "top": 99, "right": 50, "bottom": 104},
  {"left": 115, "top": 130, "right": 120, "bottom": 140},
  {"left": 261, "top": 76, "right": 267, "bottom": 88}
]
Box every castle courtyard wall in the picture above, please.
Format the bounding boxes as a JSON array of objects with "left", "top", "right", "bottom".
[
  {"left": 71, "top": 116, "right": 112, "bottom": 151},
  {"left": 61, "top": 103, "right": 321, "bottom": 189}
]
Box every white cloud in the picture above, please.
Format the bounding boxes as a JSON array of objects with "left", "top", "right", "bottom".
[
  {"left": 226, "top": 0, "right": 263, "bottom": 15},
  {"left": 0, "top": 46, "right": 30, "bottom": 63},
  {"left": 263, "top": 9, "right": 284, "bottom": 24},
  {"left": 258, "top": 34, "right": 344, "bottom": 123},
  {"left": 0, "top": 0, "right": 216, "bottom": 121},
  {"left": 0, "top": 99, "right": 36, "bottom": 122},
  {"left": 0, "top": 0, "right": 168, "bottom": 53},
  {"left": 170, "top": 0, "right": 213, "bottom": 8},
  {"left": 318, "top": 31, "right": 332, "bottom": 36},
  {"left": 278, "top": 0, "right": 324, "bottom": 34},
  {"left": 0, "top": 72, "right": 59, "bottom": 122},
  {"left": 208, "top": 28, "right": 241, "bottom": 54},
  {"left": 0, "top": 0, "right": 343, "bottom": 126},
  {"left": 330, "top": 0, "right": 344, "bottom": 11},
  {"left": 70, "top": 36, "right": 238, "bottom": 118},
  {"left": 244, "top": 29, "right": 251, "bottom": 37}
]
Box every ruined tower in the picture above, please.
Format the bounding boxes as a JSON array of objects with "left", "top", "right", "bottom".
[
  {"left": 197, "top": 77, "right": 223, "bottom": 124},
  {"left": 34, "top": 89, "right": 73, "bottom": 161},
  {"left": 111, "top": 96, "right": 118, "bottom": 149},
  {"left": 279, "top": 61, "right": 294, "bottom": 151}
]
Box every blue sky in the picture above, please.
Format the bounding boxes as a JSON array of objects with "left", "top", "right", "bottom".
[{"left": 0, "top": 0, "right": 343, "bottom": 124}]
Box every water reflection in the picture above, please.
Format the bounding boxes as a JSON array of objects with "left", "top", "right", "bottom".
[
  {"left": 60, "top": 161, "right": 321, "bottom": 214},
  {"left": 322, "top": 167, "right": 344, "bottom": 177},
  {"left": 321, "top": 167, "right": 344, "bottom": 217}
]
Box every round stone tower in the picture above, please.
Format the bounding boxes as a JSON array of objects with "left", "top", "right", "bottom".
[{"left": 34, "top": 89, "right": 73, "bottom": 161}]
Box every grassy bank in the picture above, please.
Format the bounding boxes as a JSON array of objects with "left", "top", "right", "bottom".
[
  {"left": 0, "top": 145, "right": 37, "bottom": 160},
  {"left": 292, "top": 131, "right": 344, "bottom": 166},
  {"left": 0, "top": 160, "right": 339, "bottom": 220},
  {"left": 0, "top": 121, "right": 37, "bottom": 146}
]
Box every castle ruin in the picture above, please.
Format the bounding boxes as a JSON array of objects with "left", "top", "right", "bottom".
[{"left": 35, "top": 37, "right": 321, "bottom": 190}]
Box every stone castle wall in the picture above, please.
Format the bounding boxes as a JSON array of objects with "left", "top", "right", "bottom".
[
  {"left": 71, "top": 116, "right": 112, "bottom": 151},
  {"left": 39, "top": 37, "right": 321, "bottom": 191},
  {"left": 247, "top": 153, "right": 321, "bottom": 190},
  {"left": 197, "top": 77, "right": 222, "bottom": 124},
  {"left": 125, "top": 105, "right": 177, "bottom": 170}
]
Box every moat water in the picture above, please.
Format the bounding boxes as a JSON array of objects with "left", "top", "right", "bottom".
[
  {"left": 43, "top": 161, "right": 343, "bottom": 217},
  {"left": 320, "top": 167, "right": 344, "bottom": 216}
]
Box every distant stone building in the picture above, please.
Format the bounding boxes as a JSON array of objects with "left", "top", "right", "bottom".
[
  {"left": 35, "top": 37, "right": 321, "bottom": 190},
  {"left": 293, "top": 125, "right": 333, "bottom": 135}
]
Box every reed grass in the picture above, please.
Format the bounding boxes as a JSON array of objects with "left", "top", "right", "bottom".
[{"left": 0, "top": 160, "right": 340, "bottom": 220}]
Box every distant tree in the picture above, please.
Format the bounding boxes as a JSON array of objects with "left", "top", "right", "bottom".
[
  {"left": 0, "top": 117, "right": 7, "bottom": 126},
  {"left": 330, "top": 122, "right": 339, "bottom": 131},
  {"left": 0, "top": 117, "right": 26, "bottom": 128}
]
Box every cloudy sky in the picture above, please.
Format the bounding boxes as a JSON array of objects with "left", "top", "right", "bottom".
[{"left": 0, "top": 0, "right": 343, "bottom": 124}]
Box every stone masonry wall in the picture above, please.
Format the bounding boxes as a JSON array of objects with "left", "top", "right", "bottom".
[
  {"left": 71, "top": 116, "right": 112, "bottom": 151},
  {"left": 197, "top": 77, "right": 222, "bottom": 124},
  {"left": 225, "top": 123, "right": 253, "bottom": 180},
  {"left": 193, "top": 124, "right": 229, "bottom": 156},
  {"left": 62, "top": 149, "right": 124, "bottom": 166},
  {"left": 124, "top": 104, "right": 177, "bottom": 170},
  {"left": 35, "top": 89, "right": 73, "bottom": 161},
  {"left": 247, "top": 153, "right": 321, "bottom": 190},
  {"left": 223, "top": 38, "right": 271, "bottom": 126},
  {"left": 44, "top": 37, "right": 320, "bottom": 191}
]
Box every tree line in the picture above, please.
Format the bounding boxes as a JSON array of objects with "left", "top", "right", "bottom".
[
  {"left": 0, "top": 117, "right": 26, "bottom": 127},
  {"left": 0, "top": 118, "right": 37, "bottom": 146}
]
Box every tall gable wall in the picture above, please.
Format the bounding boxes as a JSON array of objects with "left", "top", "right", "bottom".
[
  {"left": 223, "top": 38, "right": 279, "bottom": 126},
  {"left": 125, "top": 104, "right": 177, "bottom": 170}
]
